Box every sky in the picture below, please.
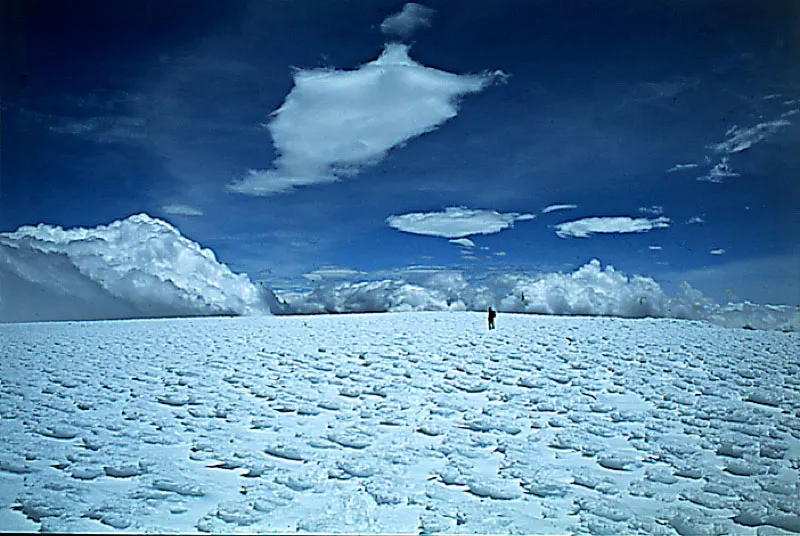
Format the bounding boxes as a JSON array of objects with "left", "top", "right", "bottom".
[{"left": 2, "top": 0, "right": 799, "bottom": 305}]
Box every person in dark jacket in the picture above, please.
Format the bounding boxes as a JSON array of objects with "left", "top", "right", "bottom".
[{"left": 487, "top": 307, "right": 496, "bottom": 330}]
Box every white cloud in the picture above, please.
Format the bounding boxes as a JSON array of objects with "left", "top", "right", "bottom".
[
  {"left": 554, "top": 216, "right": 670, "bottom": 239},
  {"left": 649, "top": 246, "right": 663, "bottom": 251},
  {"left": 449, "top": 238, "right": 475, "bottom": 248},
  {"left": 541, "top": 204, "right": 577, "bottom": 214},
  {"left": 666, "top": 163, "right": 699, "bottom": 173},
  {"left": 302, "top": 266, "right": 365, "bottom": 282},
  {"left": 162, "top": 204, "right": 204, "bottom": 217},
  {"left": 710, "top": 248, "right": 726, "bottom": 256},
  {"left": 686, "top": 216, "right": 705, "bottom": 225},
  {"left": 380, "top": 3, "right": 435, "bottom": 39},
  {"left": 711, "top": 119, "right": 791, "bottom": 154},
  {"left": 228, "top": 44, "right": 503, "bottom": 196},
  {"left": 0, "top": 214, "right": 273, "bottom": 322},
  {"left": 667, "top": 163, "right": 700, "bottom": 173},
  {"left": 638, "top": 205, "right": 664, "bottom": 216},
  {"left": 386, "top": 207, "right": 536, "bottom": 238},
  {"left": 697, "top": 157, "right": 739, "bottom": 183},
  {"left": 275, "top": 259, "right": 798, "bottom": 330},
  {"left": 49, "top": 115, "right": 146, "bottom": 144},
  {"left": 494, "top": 251, "right": 507, "bottom": 256}
]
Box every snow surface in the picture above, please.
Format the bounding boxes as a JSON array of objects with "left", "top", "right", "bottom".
[{"left": 1, "top": 312, "right": 799, "bottom": 533}]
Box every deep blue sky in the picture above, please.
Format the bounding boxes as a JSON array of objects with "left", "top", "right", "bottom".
[{"left": 2, "top": 0, "right": 798, "bottom": 304}]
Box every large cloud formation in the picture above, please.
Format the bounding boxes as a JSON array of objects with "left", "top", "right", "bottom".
[
  {"left": 0, "top": 214, "right": 273, "bottom": 322},
  {"left": 228, "top": 44, "right": 503, "bottom": 196},
  {"left": 276, "top": 260, "right": 798, "bottom": 331},
  {"left": 386, "top": 207, "right": 536, "bottom": 238}
]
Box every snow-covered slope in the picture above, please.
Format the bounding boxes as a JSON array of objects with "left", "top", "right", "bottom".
[
  {"left": 1, "top": 313, "right": 798, "bottom": 533},
  {"left": 0, "top": 214, "right": 271, "bottom": 322}
]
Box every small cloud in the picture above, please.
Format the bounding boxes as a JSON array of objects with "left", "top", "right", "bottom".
[
  {"left": 49, "top": 115, "right": 146, "bottom": 144},
  {"left": 541, "top": 204, "right": 577, "bottom": 214},
  {"left": 302, "top": 266, "right": 365, "bottom": 282},
  {"left": 649, "top": 245, "right": 663, "bottom": 251},
  {"left": 554, "top": 216, "right": 670, "bottom": 239},
  {"left": 686, "top": 216, "right": 705, "bottom": 225},
  {"left": 381, "top": 3, "right": 435, "bottom": 39},
  {"left": 449, "top": 238, "right": 475, "bottom": 248},
  {"left": 228, "top": 44, "right": 502, "bottom": 197},
  {"left": 711, "top": 119, "right": 791, "bottom": 154},
  {"left": 494, "top": 251, "right": 507, "bottom": 256},
  {"left": 666, "top": 163, "right": 700, "bottom": 173},
  {"left": 710, "top": 248, "right": 726, "bottom": 256},
  {"left": 162, "top": 204, "right": 204, "bottom": 217},
  {"left": 638, "top": 205, "right": 664, "bottom": 216},
  {"left": 697, "top": 157, "right": 739, "bottom": 183},
  {"left": 386, "top": 207, "right": 536, "bottom": 239}
]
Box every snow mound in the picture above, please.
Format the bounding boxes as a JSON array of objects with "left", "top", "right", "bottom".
[{"left": 0, "top": 214, "right": 271, "bottom": 322}]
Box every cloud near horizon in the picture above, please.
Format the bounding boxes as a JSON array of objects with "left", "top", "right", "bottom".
[
  {"left": 1, "top": 215, "right": 795, "bottom": 330},
  {"left": 276, "top": 259, "right": 798, "bottom": 331},
  {"left": 302, "top": 266, "right": 365, "bottom": 282},
  {"left": 386, "top": 207, "right": 536, "bottom": 239},
  {"left": 381, "top": 3, "right": 435, "bottom": 39},
  {"left": 0, "top": 214, "right": 272, "bottom": 322},
  {"left": 449, "top": 238, "right": 475, "bottom": 248},
  {"left": 227, "top": 44, "right": 503, "bottom": 196},
  {"left": 554, "top": 216, "right": 670, "bottom": 239}
]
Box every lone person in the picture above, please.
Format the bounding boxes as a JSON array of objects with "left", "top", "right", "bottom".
[{"left": 487, "top": 307, "right": 497, "bottom": 330}]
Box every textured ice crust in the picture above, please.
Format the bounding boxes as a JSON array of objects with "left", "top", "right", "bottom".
[{"left": 1, "top": 312, "right": 798, "bottom": 533}]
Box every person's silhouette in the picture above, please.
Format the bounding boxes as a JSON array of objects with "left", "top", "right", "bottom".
[{"left": 487, "top": 307, "right": 496, "bottom": 330}]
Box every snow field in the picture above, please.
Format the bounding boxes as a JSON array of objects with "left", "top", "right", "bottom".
[{"left": 0, "top": 312, "right": 799, "bottom": 533}]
